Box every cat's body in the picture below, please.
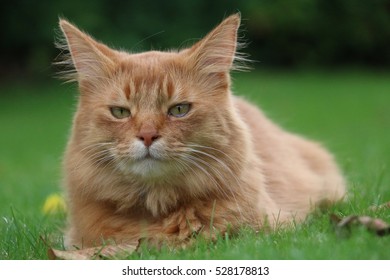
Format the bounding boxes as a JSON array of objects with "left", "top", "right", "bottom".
[{"left": 58, "top": 14, "right": 345, "bottom": 248}]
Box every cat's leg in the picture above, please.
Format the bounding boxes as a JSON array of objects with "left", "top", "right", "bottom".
[{"left": 64, "top": 199, "right": 142, "bottom": 249}]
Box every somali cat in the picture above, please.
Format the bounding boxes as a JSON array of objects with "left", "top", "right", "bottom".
[{"left": 57, "top": 14, "right": 345, "bottom": 249}]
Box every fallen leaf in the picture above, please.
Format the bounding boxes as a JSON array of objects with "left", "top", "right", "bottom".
[
  {"left": 48, "top": 243, "right": 138, "bottom": 260},
  {"left": 331, "top": 214, "right": 390, "bottom": 237},
  {"left": 357, "top": 216, "right": 390, "bottom": 236}
]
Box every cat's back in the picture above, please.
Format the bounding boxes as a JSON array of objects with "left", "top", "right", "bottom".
[{"left": 233, "top": 96, "right": 345, "bottom": 216}]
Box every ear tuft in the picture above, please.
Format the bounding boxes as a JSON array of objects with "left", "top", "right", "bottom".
[
  {"left": 55, "top": 18, "right": 115, "bottom": 83},
  {"left": 186, "top": 13, "right": 248, "bottom": 74}
]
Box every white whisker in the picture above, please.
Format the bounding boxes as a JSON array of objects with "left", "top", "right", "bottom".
[
  {"left": 68, "top": 141, "right": 117, "bottom": 179},
  {"left": 179, "top": 144, "right": 245, "bottom": 221}
]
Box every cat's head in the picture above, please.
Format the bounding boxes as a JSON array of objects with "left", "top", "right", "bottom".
[{"left": 58, "top": 14, "right": 248, "bottom": 184}]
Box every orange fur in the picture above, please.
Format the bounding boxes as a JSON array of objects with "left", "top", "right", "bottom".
[{"left": 57, "top": 14, "right": 345, "bottom": 249}]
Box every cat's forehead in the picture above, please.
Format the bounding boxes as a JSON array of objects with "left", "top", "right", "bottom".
[
  {"left": 120, "top": 50, "right": 182, "bottom": 70},
  {"left": 115, "top": 51, "right": 185, "bottom": 97}
]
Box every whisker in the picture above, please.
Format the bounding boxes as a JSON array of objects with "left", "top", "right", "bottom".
[
  {"left": 186, "top": 143, "right": 242, "bottom": 170},
  {"left": 180, "top": 153, "right": 234, "bottom": 204},
  {"left": 67, "top": 141, "right": 116, "bottom": 178},
  {"left": 181, "top": 145, "right": 246, "bottom": 221},
  {"left": 178, "top": 154, "right": 223, "bottom": 194}
]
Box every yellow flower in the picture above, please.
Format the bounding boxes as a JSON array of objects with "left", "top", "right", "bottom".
[{"left": 42, "top": 193, "right": 67, "bottom": 215}]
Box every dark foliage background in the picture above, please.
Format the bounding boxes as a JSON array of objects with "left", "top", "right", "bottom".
[{"left": 1, "top": 0, "right": 390, "bottom": 81}]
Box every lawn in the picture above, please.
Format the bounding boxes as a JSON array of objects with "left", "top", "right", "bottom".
[{"left": 0, "top": 69, "right": 389, "bottom": 259}]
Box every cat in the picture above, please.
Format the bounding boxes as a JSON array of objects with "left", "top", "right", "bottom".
[{"left": 57, "top": 13, "right": 346, "bottom": 249}]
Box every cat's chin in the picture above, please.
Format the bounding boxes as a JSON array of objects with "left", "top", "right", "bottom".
[{"left": 120, "top": 158, "right": 172, "bottom": 179}]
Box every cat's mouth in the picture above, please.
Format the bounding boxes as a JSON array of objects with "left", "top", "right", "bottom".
[
  {"left": 116, "top": 142, "right": 172, "bottom": 178},
  {"left": 137, "top": 156, "right": 161, "bottom": 165},
  {"left": 142, "top": 151, "right": 158, "bottom": 160}
]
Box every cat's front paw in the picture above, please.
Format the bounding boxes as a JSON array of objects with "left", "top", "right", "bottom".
[
  {"left": 139, "top": 208, "right": 202, "bottom": 249},
  {"left": 163, "top": 207, "right": 203, "bottom": 240}
]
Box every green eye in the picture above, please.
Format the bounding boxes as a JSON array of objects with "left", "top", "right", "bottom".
[
  {"left": 110, "top": 107, "right": 131, "bottom": 119},
  {"left": 168, "top": 103, "right": 191, "bottom": 118}
]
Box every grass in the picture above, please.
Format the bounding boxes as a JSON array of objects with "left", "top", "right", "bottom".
[{"left": 1, "top": 69, "right": 390, "bottom": 259}]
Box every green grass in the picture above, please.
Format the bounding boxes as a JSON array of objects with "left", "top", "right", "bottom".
[{"left": 1, "top": 69, "right": 390, "bottom": 259}]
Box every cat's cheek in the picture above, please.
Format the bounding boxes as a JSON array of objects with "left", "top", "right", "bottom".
[{"left": 162, "top": 124, "right": 195, "bottom": 151}]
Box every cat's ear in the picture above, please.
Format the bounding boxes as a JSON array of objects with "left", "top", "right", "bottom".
[
  {"left": 57, "top": 19, "right": 116, "bottom": 82},
  {"left": 186, "top": 14, "right": 241, "bottom": 75}
]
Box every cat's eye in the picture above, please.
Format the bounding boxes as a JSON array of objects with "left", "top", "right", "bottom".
[
  {"left": 110, "top": 107, "right": 131, "bottom": 119},
  {"left": 168, "top": 103, "right": 191, "bottom": 118}
]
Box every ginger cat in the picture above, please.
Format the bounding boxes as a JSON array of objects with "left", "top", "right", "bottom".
[{"left": 58, "top": 14, "right": 345, "bottom": 249}]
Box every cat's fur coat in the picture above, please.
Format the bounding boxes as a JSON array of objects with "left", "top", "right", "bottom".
[{"left": 58, "top": 14, "right": 345, "bottom": 248}]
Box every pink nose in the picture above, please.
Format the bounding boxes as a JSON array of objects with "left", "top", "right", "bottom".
[{"left": 136, "top": 126, "right": 160, "bottom": 147}]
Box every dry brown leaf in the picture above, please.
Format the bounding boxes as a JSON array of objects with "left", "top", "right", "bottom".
[
  {"left": 331, "top": 214, "right": 390, "bottom": 237},
  {"left": 357, "top": 216, "right": 390, "bottom": 236},
  {"left": 48, "top": 243, "right": 138, "bottom": 260}
]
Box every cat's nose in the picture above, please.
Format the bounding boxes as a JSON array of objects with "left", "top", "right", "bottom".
[{"left": 136, "top": 125, "right": 161, "bottom": 147}]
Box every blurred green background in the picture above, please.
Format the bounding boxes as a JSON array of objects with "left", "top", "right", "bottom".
[{"left": 1, "top": 0, "right": 390, "bottom": 81}]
